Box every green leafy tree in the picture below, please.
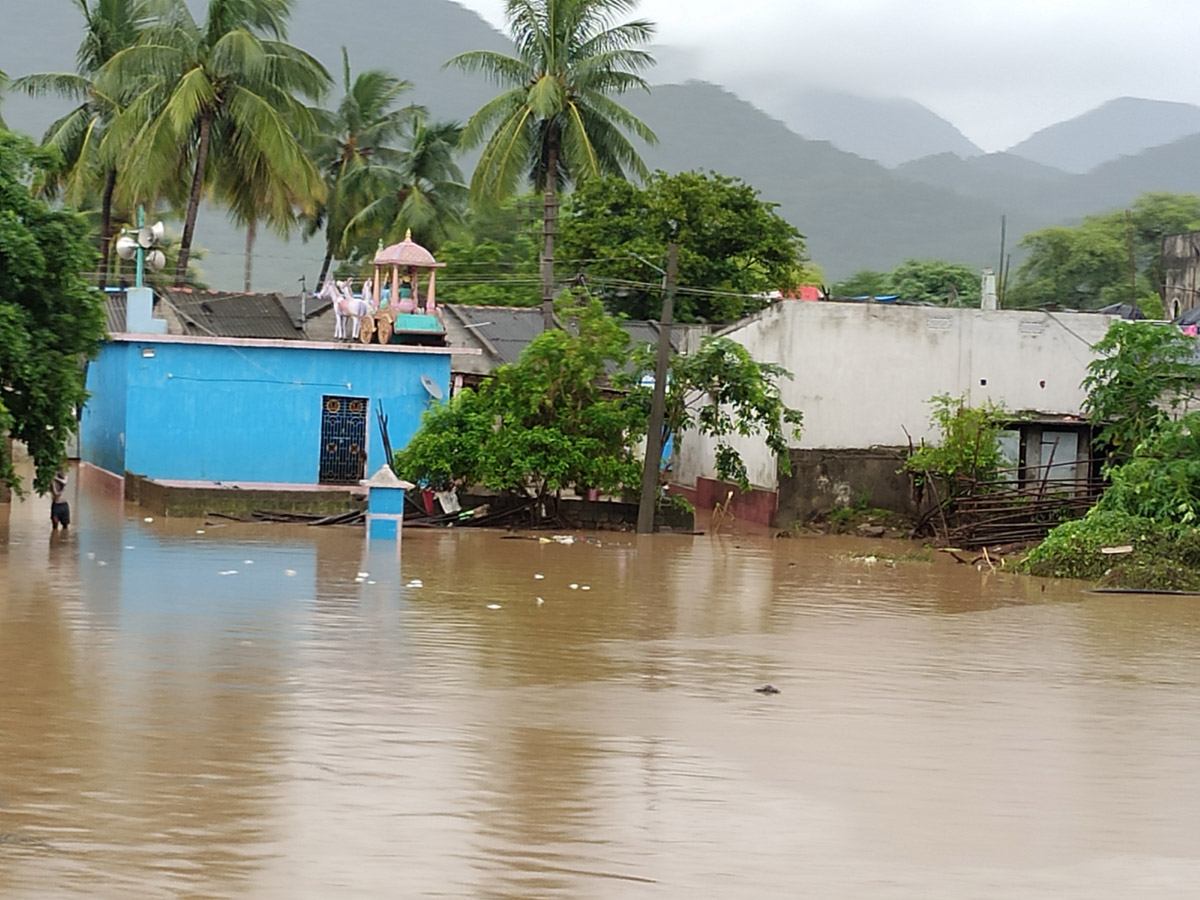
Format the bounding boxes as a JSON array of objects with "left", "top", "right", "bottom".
[
  {"left": 447, "top": 0, "right": 658, "bottom": 324},
  {"left": 397, "top": 297, "right": 642, "bottom": 506},
  {"left": 305, "top": 48, "right": 418, "bottom": 288},
  {"left": 398, "top": 296, "right": 804, "bottom": 503},
  {"left": 103, "top": 0, "right": 330, "bottom": 286},
  {"left": 437, "top": 199, "right": 542, "bottom": 306},
  {"left": 13, "top": 0, "right": 150, "bottom": 290},
  {"left": 831, "top": 269, "right": 890, "bottom": 298},
  {"left": 560, "top": 171, "right": 806, "bottom": 322},
  {"left": 0, "top": 133, "right": 107, "bottom": 493},
  {"left": 1081, "top": 320, "right": 1200, "bottom": 459},
  {"left": 1099, "top": 412, "right": 1200, "bottom": 526},
  {"left": 628, "top": 336, "right": 804, "bottom": 487},
  {"left": 1008, "top": 193, "right": 1200, "bottom": 311},
  {"left": 888, "top": 259, "right": 981, "bottom": 306}
]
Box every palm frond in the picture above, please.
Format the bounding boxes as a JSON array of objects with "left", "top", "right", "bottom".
[
  {"left": 444, "top": 50, "right": 531, "bottom": 87},
  {"left": 10, "top": 72, "right": 93, "bottom": 102},
  {"left": 458, "top": 88, "right": 527, "bottom": 150}
]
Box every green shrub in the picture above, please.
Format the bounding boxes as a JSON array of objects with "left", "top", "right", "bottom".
[{"left": 1021, "top": 509, "right": 1200, "bottom": 590}]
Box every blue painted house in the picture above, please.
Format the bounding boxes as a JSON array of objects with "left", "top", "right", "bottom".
[{"left": 82, "top": 328, "right": 457, "bottom": 488}]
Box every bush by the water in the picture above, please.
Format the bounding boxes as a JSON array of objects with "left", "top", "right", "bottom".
[{"left": 1021, "top": 509, "right": 1200, "bottom": 590}]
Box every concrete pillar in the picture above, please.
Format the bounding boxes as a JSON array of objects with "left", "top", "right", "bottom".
[
  {"left": 126, "top": 286, "right": 167, "bottom": 334},
  {"left": 981, "top": 269, "right": 998, "bottom": 310},
  {"left": 364, "top": 465, "right": 414, "bottom": 541}
]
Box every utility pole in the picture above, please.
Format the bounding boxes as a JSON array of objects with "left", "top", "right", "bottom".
[
  {"left": 298, "top": 275, "right": 308, "bottom": 337},
  {"left": 541, "top": 188, "right": 557, "bottom": 331},
  {"left": 637, "top": 243, "right": 679, "bottom": 535}
]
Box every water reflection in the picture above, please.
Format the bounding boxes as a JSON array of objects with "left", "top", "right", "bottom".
[{"left": 1, "top": 470, "right": 1200, "bottom": 897}]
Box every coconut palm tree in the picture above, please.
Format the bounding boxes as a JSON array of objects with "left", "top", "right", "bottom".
[
  {"left": 305, "top": 48, "right": 419, "bottom": 289},
  {"left": 216, "top": 134, "right": 324, "bottom": 290},
  {"left": 13, "top": 0, "right": 150, "bottom": 289},
  {"left": 446, "top": 0, "right": 657, "bottom": 328},
  {"left": 103, "top": 0, "right": 330, "bottom": 286},
  {"left": 341, "top": 114, "right": 466, "bottom": 253}
]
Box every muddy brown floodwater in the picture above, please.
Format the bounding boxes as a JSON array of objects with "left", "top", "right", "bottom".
[{"left": 3, "top": 467, "right": 1200, "bottom": 898}]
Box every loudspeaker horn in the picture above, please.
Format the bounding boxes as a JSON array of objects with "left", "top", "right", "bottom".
[
  {"left": 116, "top": 235, "right": 138, "bottom": 260},
  {"left": 145, "top": 249, "right": 166, "bottom": 273},
  {"left": 136, "top": 222, "right": 163, "bottom": 248}
]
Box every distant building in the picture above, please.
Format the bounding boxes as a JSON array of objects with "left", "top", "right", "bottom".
[{"left": 1162, "top": 232, "right": 1200, "bottom": 320}]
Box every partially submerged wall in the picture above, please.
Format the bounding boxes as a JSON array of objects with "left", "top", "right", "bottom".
[{"left": 777, "top": 447, "right": 918, "bottom": 526}]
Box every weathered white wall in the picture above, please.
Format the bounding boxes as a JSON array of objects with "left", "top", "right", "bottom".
[{"left": 675, "top": 302, "right": 1118, "bottom": 492}]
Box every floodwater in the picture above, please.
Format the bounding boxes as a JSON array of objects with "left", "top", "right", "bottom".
[{"left": 3, "top": 468, "right": 1200, "bottom": 899}]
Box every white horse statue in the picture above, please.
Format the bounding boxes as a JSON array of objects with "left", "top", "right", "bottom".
[{"left": 321, "top": 279, "right": 369, "bottom": 340}]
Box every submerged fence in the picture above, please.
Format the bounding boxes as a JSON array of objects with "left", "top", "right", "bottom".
[{"left": 919, "top": 457, "right": 1106, "bottom": 548}]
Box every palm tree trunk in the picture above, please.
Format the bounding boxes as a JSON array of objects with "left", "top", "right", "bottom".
[
  {"left": 244, "top": 219, "right": 257, "bottom": 291},
  {"left": 540, "top": 135, "right": 559, "bottom": 332},
  {"left": 98, "top": 167, "right": 117, "bottom": 291},
  {"left": 175, "top": 111, "right": 213, "bottom": 287},
  {"left": 317, "top": 250, "right": 333, "bottom": 290}
]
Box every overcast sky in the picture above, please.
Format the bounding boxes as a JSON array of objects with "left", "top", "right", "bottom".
[{"left": 456, "top": 0, "right": 1198, "bottom": 151}]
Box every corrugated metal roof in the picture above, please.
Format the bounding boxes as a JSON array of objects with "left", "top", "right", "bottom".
[
  {"left": 160, "top": 289, "right": 302, "bottom": 340},
  {"left": 443, "top": 305, "right": 545, "bottom": 366},
  {"left": 279, "top": 292, "right": 334, "bottom": 327},
  {"left": 103, "top": 292, "right": 127, "bottom": 333}
]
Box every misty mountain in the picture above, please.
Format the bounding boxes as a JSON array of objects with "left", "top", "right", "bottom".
[
  {"left": 895, "top": 152, "right": 1072, "bottom": 211},
  {"left": 1008, "top": 97, "right": 1200, "bottom": 174},
  {"left": 621, "top": 82, "right": 1005, "bottom": 277},
  {"left": 759, "top": 87, "right": 983, "bottom": 168}
]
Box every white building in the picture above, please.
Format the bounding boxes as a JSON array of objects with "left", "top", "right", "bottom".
[{"left": 671, "top": 300, "right": 1118, "bottom": 527}]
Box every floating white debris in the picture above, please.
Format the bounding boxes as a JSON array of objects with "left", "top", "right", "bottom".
[
  {"left": 569, "top": 583, "right": 579, "bottom": 590},
  {"left": 407, "top": 579, "right": 424, "bottom": 588},
  {"left": 367, "top": 580, "right": 376, "bottom": 585},
  {"left": 143, "top": 517, "right": 154, "bottom": 523},
  {"left": 534, "top": 573, "right": 545, "bottom": 580},
  {"left": 219, "top": 570, "right": 238, "bottom": 576},
  {"left": 536, "top": 597, "right": 545, "bottom": 606},
  {"left": 285, "top": 569, "right": 297, "bottom": 577},
  {"left": 96, "top": 560, "right": 107, "bottom": 566},
  {"left": 243, "top": 560, "right": 254, "bottom": 565},
  {"left": 487, "top": 603, "right": 502, "bottom": 610},
  {"left": 86, "top": 552, "right": 95, "bottom": 560},
  {"left": 538, "top": 537, "right": 551, "bottom": 544},
  {"left": 124, "top": 545, "right": 135, "bottom": 550},
  {"left": 195, "top": 530, "right": 205, "bottom": 535},
  {"left": 354, "top": 577, "right": 365, "bottom": 583},
  {"left": 581, "top": 585, "right": 591, "bottom": 591},
  {"left": 552, "top": 535, "right": 576, "bottom": 545}
]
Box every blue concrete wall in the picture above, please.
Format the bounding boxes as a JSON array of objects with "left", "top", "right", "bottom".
[
  {"left": 84, "top": 339, "right": 450, "bottom": 483},
  {"left": 81, "top": 342, "right": 130, "bottom": 476}
]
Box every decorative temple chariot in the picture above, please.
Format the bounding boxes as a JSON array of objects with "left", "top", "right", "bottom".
[{"left": 319, "top": 230, "right": 447, "bottom": 346}]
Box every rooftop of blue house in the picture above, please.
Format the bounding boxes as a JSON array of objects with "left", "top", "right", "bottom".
[{"left": 81, "top": 234, "right": 478, "bottom": 516}]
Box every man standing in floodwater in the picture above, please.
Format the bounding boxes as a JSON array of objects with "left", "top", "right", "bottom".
[{"left": 50, "top": 470, "right": 70, "bottom": 531}]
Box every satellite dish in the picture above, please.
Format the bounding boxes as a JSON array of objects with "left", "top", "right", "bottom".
[
  {"left": 145, "top": 249, "right": 166, "bottom": 273},
  {"left": 136, "top": 223, "right": 162, "bottom": 248},
  {"left": 420, "top": 374, "right": 444, "bottom": 400},
  {"left": 116, "top": 235, "right": 138, "bottom": 260}
]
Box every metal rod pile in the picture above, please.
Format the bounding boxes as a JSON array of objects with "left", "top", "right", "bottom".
[{"left": 921, "top": 458, "right": 1106, "bottom": 548}]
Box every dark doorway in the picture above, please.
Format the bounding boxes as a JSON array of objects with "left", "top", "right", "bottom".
[{"left": 319, "top": 395, "right": 368, "bottom": 484}]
